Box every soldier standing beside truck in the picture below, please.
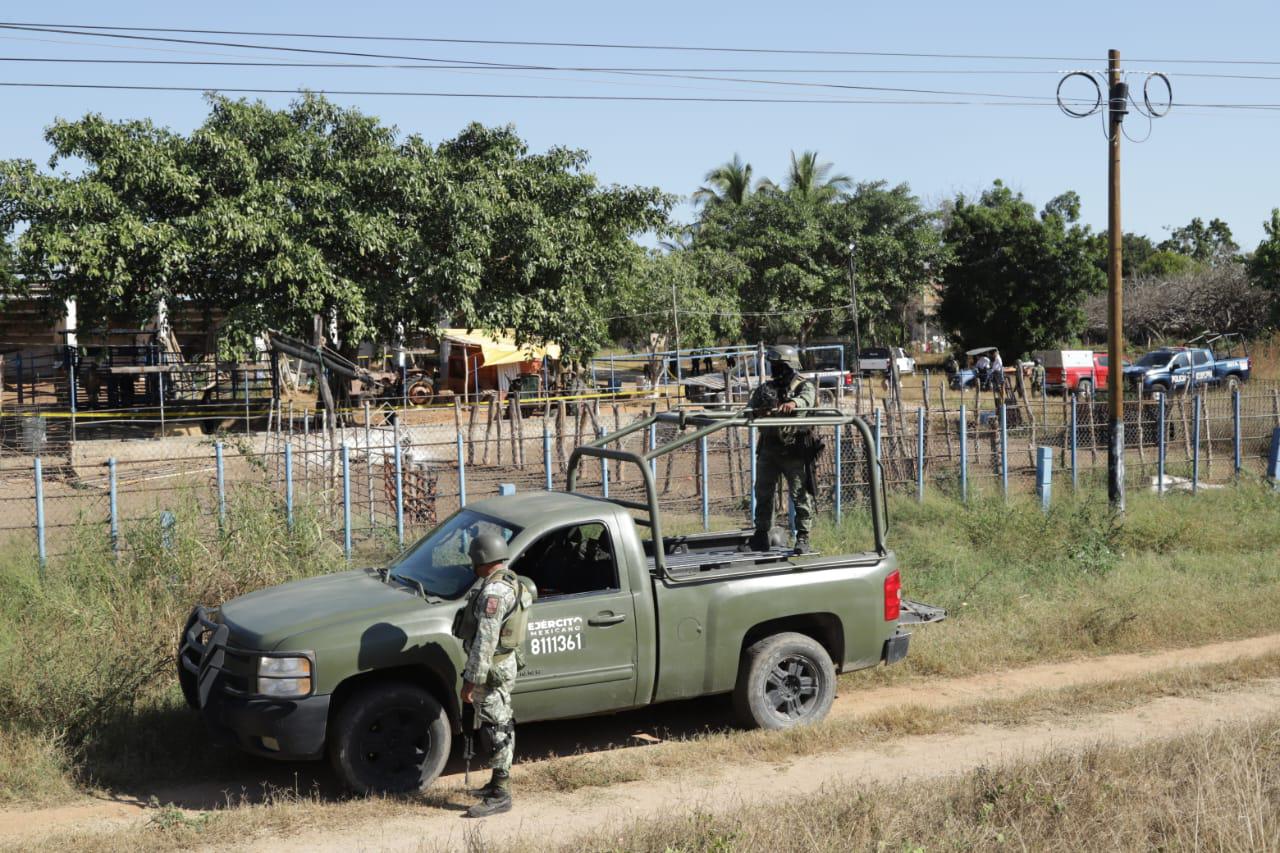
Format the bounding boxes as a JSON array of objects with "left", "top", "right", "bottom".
[
  {"left": 457, "top": 532, "right": 531, "bottom": 818},
  {"left": 749, "top": 346, "right": 819, "bottom": 554}
]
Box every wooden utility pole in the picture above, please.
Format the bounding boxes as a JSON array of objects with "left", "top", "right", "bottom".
[{"left": 1106, "top": 49, "right": 1126, "bottom": 512}]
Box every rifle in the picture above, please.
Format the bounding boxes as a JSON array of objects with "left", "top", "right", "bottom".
[{"left": 462, "top": 702, "right": 476, "bottom": 787}]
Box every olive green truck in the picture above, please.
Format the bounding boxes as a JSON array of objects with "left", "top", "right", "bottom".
[{"left": 179, "top": 409, "right": 943, "bottom": 793}]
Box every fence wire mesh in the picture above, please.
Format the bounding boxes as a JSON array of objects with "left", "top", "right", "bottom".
[{"left": 2, "top": 381, "right": 1279, "bottom": 561}]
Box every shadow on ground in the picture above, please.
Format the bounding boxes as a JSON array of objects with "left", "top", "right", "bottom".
[{"left": 91, "top": 693, "right": 735, "bottom": 811}]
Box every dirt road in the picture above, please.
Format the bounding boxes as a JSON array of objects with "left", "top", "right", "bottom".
[{"left": 6, "top": 632, "right": 1280, "bottom": 850}]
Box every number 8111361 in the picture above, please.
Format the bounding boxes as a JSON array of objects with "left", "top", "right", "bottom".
[{"left": 530, "top": 633, "right": 583, "bottom": 656}]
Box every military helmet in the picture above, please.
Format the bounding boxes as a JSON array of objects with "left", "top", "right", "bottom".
[
  {"left": 766, "top": 345, "right": 803, "bottom": 370},
  {"left": 468, "top": 531, "right": 510, "bottom": 567}
]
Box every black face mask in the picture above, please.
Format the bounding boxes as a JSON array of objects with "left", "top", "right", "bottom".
[{"left": 769, "top": 362, "right": 793, "bottom": 382}]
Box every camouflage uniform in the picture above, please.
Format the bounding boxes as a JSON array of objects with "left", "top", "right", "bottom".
[
  {"left": 463, "top": 572, "right": 519, "bottom": 778},
  {"left": 750, "top": 373, "right": 817, "bottom": 541}
]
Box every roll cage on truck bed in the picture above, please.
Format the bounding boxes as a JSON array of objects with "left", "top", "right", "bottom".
[{"left": 565, "top": 404, "right": 942, "bottom": 622}]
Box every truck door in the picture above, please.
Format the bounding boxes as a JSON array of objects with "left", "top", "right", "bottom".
[
  {"left": 507, "top": 521, "right": 640, "bottom": 721},
  {"left": 1169, "top": 352, "right": 1192, "bottom": 387},
  {"left": 1191, "top": 350, "right": 1214, "bottom": 386}
]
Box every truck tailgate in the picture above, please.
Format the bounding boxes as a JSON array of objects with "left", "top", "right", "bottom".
[{"left": 898, "top": 598, "right": 947, "bottom": 625}]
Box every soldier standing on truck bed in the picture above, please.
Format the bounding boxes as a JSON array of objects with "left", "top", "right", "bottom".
[
  {"left": 749, "top": 345, "right": 818, "bottom": 554},
  {"left": 457, "top": 532, "right": 532, "bottom": 818}
]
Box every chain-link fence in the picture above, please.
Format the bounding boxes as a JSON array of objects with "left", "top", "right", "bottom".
[{"left": 3, "top": 382, "right": 1279, "bottom": 563}]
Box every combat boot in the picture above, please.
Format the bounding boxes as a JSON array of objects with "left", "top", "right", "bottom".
[
  {"left": 748, "top": 529, "right": 771, "bottom": 552},
  {"left": 465, "top": 770, "right": 511, "bottom": 818},
  {"left": 467, "top": 769, "right": 505, "bottom": 799},
  {"left": 793, "top": 534, "right": 811, "bottom": 555}
]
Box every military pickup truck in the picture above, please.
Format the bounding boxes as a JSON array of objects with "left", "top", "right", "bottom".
[{"left": 179, "top": 408, "right": 943, "bottom": 794}]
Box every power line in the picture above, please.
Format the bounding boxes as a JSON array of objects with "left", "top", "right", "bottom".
[
  {"left": 0, "top": 80, "right": 1077, "bottom": 105},
  {"left": 0, "top": 23, "right": 1104, "bottom": 61}
]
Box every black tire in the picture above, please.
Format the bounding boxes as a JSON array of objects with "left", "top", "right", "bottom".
[
  {"left": 733, "top": 632, "right": 836, "bottom": 730},
  {"left": 1148, "top": 382, "right": 1169, "bottom": 399},
  {"left": 1225, "top": 375, "right": 1241, "bottom": 392},
  {"left": 1076, "top": 379, "right": 1094, "bottom": 398},
  {"left": 329, "top": 683, "right": 451, "bottom": 795},
  {"left": 817, "top": 389, "right": 836, "bottom": 408}
]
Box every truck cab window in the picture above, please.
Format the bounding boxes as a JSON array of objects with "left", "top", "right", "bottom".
[
  {"left": 1192, "top": 350, "right": 1210, "bottom": 366},
  {"left": 511, "top": 522, "right": 619, "bottom": 600}
]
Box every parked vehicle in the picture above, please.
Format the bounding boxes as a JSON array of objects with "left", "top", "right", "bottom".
[
  {"left": 949, "top": 347, "right": 1001, "bottom": 391},
  {"left": 1035, "top": 350, "right": 1122, "bottom": 396},
  {"left": 178, "top": 409, "right": 943, "bottom": 794},
  {"left": 1123, "top": 344, "right": 1250, "bottom": 396},
  {"left": 857, "top": 346, "right": 915, "bottom": 376}
]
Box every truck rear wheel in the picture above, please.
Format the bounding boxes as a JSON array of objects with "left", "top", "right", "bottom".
[
  {"left": 329, "top": 683, "right": 451, "bottom": 794},
  {"left": 733, "top": 632, "right": 836, "bottom": 730}
]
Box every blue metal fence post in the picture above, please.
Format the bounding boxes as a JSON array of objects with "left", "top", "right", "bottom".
[
  {"left": 543, "top": 421, "right": 553, "bottom": 491},
  {"left": 34, "top": 457, "right": 46, "bottom": 577},
  {"left": 1192, "top": 393, "right": 1202, "bottom": 495},
  {"left": 108, "top": 458, "right": 119, "bottom": 557},
  {"left": 1070, "top": 395, "right": 1079, "bottom": 491},
  {"left": 599, "top": 427, "right": 610, "bottom": 498},
  {"left": 1036, "top": 446, "right": 1053, "bottom": 512},
  {"left": 873, "top": 409, "right": 882, "bottom": 460},
  {"left": 215, "top": 441, "right": 226, "bottom": 529},
  {"left": 833, "top": 424, "right": 843, "bottom": 524},
  {"left": 393, "top": 429, "right": 405, "bottom": 548},
  {"left": 999, "top": 402, "right": 1009, "bottom": 500},
  {"left": 1267, "top": 428, "right": 1280, "bottom": 489},
  {"left": 917, "top": 407, "right": 926, "bottom": 503},
  {"left": 284, "top": 442, "right": 295, "bottom": 530},
  {"left": 699, "top": 435, "right": 710, "bottom": 531},
  {"left": 959, "top": 404, "right": 968, "bottom": 503},
  {"left": 341, "top": 443, "right": 352, "bottom": 563},
  {"left": 456, "top": 431, "right": 467, "bottom": 507},
  {"left": 1157, "top": 395, "right": 1167, "bottom": 495},
  {"left": 1233, "top": 387, "right": 1242, "bottom": 476}
]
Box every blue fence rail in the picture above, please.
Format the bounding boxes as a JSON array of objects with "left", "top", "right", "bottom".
[{"left": 5, "top": 385, "right": 1280, "bottom": 564}]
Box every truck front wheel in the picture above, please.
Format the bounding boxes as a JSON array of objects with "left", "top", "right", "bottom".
[
  {"left": 733, "top": 632, "right": 836, "bottom": 730},
  {"left": 329, "top": 683, "right": 451, "bottom": 794}
]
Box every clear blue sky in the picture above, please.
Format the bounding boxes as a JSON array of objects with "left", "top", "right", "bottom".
[{"left": 2, "top": 1, "right": 1279, "bottom": 246}]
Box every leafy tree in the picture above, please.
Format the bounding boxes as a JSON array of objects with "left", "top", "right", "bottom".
[
  {"left": 1137, "top": 250, "right": 1199, "bottom": 279},
  {"left": 759, "top": 150, "right": 851, "bottom": 203},
  {"left": 938, "top": 181, "right": 1104, "bottom": 358},
  {"left": 1247, "top": 207, "right": 1280, "bottom": 326},
  {"left": 607, "top": 248, "right": 744, "bottom": 352},
  {"left": 692, "top": 154, "right": 756, "bottom": 209},
  {"left": 0, "top": 95, "right": 669, "bottom": 359},
  {"left": 1157, "top": 217, "right": 1240, "bottom": 266},
  {"left": 694, "top": 176, "right": 941, "bottom": 346}
]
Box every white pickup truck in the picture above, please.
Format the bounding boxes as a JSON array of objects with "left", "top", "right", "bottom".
[{"left": 857, "top": 346, "right": 915, "bottom": 376}]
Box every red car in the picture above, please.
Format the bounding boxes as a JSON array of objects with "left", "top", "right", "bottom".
[{"left": 1038, "top": 350, "right": 1123, "bottom": 396}]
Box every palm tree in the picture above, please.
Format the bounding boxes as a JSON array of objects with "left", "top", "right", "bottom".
[
  {"left": 784, "top": 150, "right": 851, "bottom": 202},
  {"left": 693, "top": 154, "right": 755, "bottom": 208}
]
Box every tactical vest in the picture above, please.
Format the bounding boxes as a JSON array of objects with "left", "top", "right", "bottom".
[
  {"left": 455, "top": 567, "right": 535, "bottom": 664},
  {"left": 763, "top": 375, "right": 813, "bottom": 449}
]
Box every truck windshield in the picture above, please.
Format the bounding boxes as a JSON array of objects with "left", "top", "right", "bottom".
[
  {"left": 388, "top": 510, "right": 523, "bottom": 599},
  {"left": 1135, "top": 351, "right": 1173, "bottom": 367}
]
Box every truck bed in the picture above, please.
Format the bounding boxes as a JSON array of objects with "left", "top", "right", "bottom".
[{"left": 645, "top": 528, "right": 882, "bottom": 580}]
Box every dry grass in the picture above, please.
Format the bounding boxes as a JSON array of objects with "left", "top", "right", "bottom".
[
  {"left": 16, "top": 656, "right": 1280, "bottom": 853},
  {"left": 515, "top": 652, "right": 1280, "bottom": 796},
  {"left": 539, "top": 715, "right": 1280, "bottom": 853}
]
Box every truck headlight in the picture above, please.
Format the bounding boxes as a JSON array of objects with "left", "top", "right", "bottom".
[{"left": 257, "top": 655, "right": 313, "bottom": 698}]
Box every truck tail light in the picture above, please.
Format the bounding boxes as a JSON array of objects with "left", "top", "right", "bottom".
[
  {"left": 884, "top": 570, "right": 901, "bottom": 621},
  {"left": 844, "top": 372, "right": 853, "bottom": 386}
]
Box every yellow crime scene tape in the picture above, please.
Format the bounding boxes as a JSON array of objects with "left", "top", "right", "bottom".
[{"left": 3, "top": 386, "right": 678, "bottom": 420}]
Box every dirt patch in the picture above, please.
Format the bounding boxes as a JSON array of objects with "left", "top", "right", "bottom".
[{"left": 7, "top": 632, "right": 1280, "bottom": 849}]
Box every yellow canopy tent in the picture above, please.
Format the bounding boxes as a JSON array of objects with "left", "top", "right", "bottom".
[
  {"left": 439, "top": 329, "right": 561, "bottom": 400},
  {"left": 439, "top": 329, "right": 561, "bottom": 366}
]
